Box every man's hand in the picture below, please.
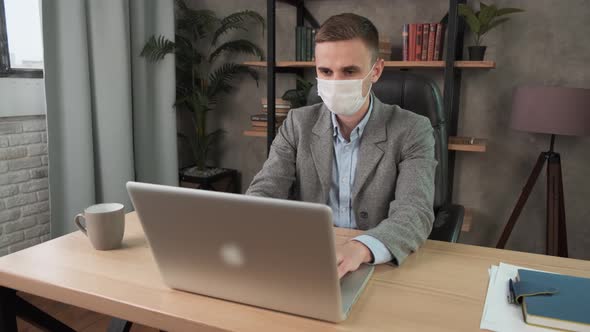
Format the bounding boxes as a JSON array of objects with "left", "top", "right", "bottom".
[{"left": 336, "top": 240, "right": 373, "bottom": 279}]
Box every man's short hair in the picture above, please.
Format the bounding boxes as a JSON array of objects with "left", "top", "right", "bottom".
[{"left": 315, "top": 13, "right": 379, "bottom": 63}]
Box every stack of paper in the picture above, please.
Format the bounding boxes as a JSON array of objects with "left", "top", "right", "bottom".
[{"left": 480, "top": 263, "right": 553, "bottom": 331}]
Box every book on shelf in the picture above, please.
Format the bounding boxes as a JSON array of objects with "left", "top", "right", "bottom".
[
  {"left": 251, "top": 121, "right": 282, "bottom": 127},
  {"left": 409, "top": 24, "right": 416, "bottom": 61},
  {"left": 434, "top": 23, "right": 445, "bottom": 61},
  {"left": 250, "top": 113, "right": 287, "bottom": 122},
  {"left": 261, "top": 98, "right": 291, "bottom": 115},
  {"left": 262, "top": 104, "right": 291, "bottom": 109},
  {"left": 378, "top": 40, "right": 392, "bottom": 60},
  {"left": 295, "top": 26, "right": 303, "bottom": 61},
  {"left": 421, "top": 23, "right": 429, "bottom": 61},
  {"left": 415, "top": 24, "right": 423, "bottom": 61},
  {"left": 305, "top": 27, "right": 313, "bottom": 61},
  {"left": 250, "top": 126, "right": 267, "bottom": 132},
  {"left": 403, "top": 22, "right": 445, "bottom": 61},
  {"left": 262, "top": 108, "right": 289, "bottom": 115},
  {"left": 261, "top": 98, "right": 291, "bottom": 106},
  {"left": 427, "top": 23, "right": 436, "bottom": 61},
  {"left": 295, "top": 27, "right": 315, "bottom": 61},
  {"left": 311, "top": 29, "right": 316, "bottom": 61},
  {"left": 251, "top": 120, "right": 284, "bottom": 128},
  {"left": 402, "top": 24, "right": 409, "bottom": 61}
]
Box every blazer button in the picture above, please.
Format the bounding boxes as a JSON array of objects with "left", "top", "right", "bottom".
[{"left": 360, "top": 211, "right": 368, "bottom": 219}]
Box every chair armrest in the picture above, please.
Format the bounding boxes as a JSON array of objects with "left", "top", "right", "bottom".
[{"left": 428, "top": 204, "right": 464, "bottom": 243}]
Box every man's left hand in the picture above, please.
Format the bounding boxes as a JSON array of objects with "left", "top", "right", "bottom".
[{"left": 336, "top": 240, "right": 373, "bottom": 279}]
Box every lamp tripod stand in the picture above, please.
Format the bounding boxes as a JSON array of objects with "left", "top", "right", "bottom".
[{"left": 496, "top": 134, "right": 568, "bottom": 257}]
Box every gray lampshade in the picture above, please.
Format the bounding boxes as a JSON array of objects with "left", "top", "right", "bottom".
[{"left": 510, "top": 86, "right": 590, "bottom": 136}]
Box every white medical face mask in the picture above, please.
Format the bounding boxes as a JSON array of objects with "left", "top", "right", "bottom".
[{"left": 317, "top": 63, "right": 375, "bottom": 116}]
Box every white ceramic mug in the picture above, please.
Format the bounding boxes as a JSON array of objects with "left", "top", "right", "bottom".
[{"left": 74, "top": 203, "right": 125, "bottom": 250}]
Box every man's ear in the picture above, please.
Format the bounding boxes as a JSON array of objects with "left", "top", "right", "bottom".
[{"left": 372, "top": 58, "right": 385, "bottom": 83}]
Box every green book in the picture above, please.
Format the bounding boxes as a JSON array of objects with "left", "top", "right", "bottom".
[
  {"left": 311, "top": 29, "right": 316, "bottom": 61},
  {"left": 305, "top": 27, "right": 313, "bottom": 61},
  {"left": 299, "top": 26, "right": 305, "bottom": 61},
  {"left": 295, "top": 26, "right": 302, "bottom": 61}
]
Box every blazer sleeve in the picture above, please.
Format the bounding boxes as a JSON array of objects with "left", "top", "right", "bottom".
[
  {"left": 364, "top": 116, "right": 437, "bottom": 265},
  {"left": 245, "top": 111, "right": 298, "bottom": 199}
]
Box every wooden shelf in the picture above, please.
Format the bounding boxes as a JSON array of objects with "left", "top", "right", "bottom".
[
  {"left": 454, "top": 61, "right": 496, "bottom": 69},
  {"left": 462, "top": 208, "right": 473, "bottom": 232},
  {"left": 243, "top": 60, "right": 496, "bottom": 69},
  {"left": 246, "top": 131, "right": 487, "bottom": 153},
  {"left": 448, "top": 136, "right": 487, "bottom": 152}
]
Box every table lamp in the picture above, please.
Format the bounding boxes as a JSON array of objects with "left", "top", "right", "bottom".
[{"left": 496, "top": 86, "right": 590, "bottom": 257}]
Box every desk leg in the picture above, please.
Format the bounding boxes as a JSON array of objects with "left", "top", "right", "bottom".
[
  {"left": 0, "top": 286, "right": 75, "bottom": 332},
  {"left": 0, "top": 287, "right": 17, "bottom": 332},
  {"left": 108, "top": 318, "right": 168, "bottom": 332}
]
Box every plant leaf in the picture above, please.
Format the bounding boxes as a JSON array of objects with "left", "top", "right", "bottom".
[
  {"left": 458, "top": 4, "right": 481, "bottom": 34},
  {"left": 480, "top": 17, "right": 510, "bottom": 35},
  {"left": 140, "top": 35, "right": 175, "bottom": 62},
  {"left": 212, "top": 10, "right": 265, "bottom": 45},
  {"left": 478, "top": 4, "right": 497, "bottom": 27},
  {"left": 496, "top": 8, "right": 525, "bottom": 16},
  {"left": 205, "top": 129, "right": 225, "bottom": 148},
  {"left": 282, "top": 78, "right": 313, "bottom": 108},
  {"left": 175, "top": 0, "right": 219, "bottom": 38},
  {"left": 207, "top": 63, "right": 259, "bottom": 98},
  {"left": 208, "top": 39, "right": 264, "bottom": 63}
]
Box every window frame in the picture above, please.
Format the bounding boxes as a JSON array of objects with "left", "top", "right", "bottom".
[{"left": 0, "top": 0, "right": 43, "bottom": 79}]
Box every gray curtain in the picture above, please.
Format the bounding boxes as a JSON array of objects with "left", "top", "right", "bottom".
[{"left": 42, "top": 0, "right": 178, "bottom": 237}]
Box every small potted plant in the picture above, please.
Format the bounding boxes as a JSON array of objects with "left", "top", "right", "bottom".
[
  {"left": 458, "top": 2, "right": 524, "bottom": 60},
  {"left": 140, "top": 0, "right": 264, "bottom": 189},
  {"left": 281, "top": 78, "right": 313, "bottom": 108}
]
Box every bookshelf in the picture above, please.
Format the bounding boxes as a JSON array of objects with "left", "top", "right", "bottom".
[
  {"left": 244, "top": 60, "right": 496, "bottom": 69},
  {"left": 247, "top": 0, "right": 486, "bottom": 233}
]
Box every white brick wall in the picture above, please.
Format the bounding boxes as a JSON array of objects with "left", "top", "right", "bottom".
[{"left": 0, "top": 116, "right": 50, "bottom": 256}]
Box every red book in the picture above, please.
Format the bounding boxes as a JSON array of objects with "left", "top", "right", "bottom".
[
  {"left": 415, "top": 24, "right": 423, "bottom": 61},
  {"left": 427, "top": 23, "right": 436, "bottom": 61},
  {"left": 402, "top": 24, "right": 409, "bottom": 61},
  {"left": 434, "top": 23, "right": 445, "bottom": 61},
  {"left": 409, "top": 24, "right": 416, "bottom": 61},
  {"left": 421, "top": 23, "right": 429, "bottom": 61}
]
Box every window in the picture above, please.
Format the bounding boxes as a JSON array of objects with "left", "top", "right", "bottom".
[{"left": 0, "top": 0, "right": 43, "bottom": 78}]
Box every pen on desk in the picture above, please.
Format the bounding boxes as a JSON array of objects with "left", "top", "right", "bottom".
[{"left": 508, "top": 278, "right": 516, "bottom": 304}]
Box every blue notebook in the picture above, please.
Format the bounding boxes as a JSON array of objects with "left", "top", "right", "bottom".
[{"left": 512, "top": 269, "right": 590, "bottom": 331}]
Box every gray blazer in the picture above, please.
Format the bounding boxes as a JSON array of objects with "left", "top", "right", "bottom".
[{"left": 246, "top": 96, "right": 437, "bottom": 265}]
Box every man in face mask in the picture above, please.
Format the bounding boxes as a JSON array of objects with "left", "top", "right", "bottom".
[{"left": 246, "top": 13, "right": 437, "bottom": 278}]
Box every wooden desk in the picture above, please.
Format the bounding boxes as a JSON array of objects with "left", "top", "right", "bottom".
[{"left": 1, "top": 212, "right": 589, "bottom": 331}]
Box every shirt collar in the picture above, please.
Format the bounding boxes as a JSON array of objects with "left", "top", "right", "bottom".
[{"left": 331, "top": 93, "right": 374, "bottom": 142}]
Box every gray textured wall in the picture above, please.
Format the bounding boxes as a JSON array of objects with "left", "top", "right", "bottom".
[{"left": 184, "top": 0, "right": 590, "bottom": 259}]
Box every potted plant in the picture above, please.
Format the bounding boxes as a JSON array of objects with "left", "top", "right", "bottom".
[
  {"left": 281, "top": 78, "right": 313, "bottom": 108},
  {"left": 458, "top": 2, "right": 523, "bottom": 60},
  {"left": 140, "top": 0, "right": 264, "bottom": 182}
]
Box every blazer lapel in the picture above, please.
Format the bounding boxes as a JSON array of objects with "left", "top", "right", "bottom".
[
  {"left": 352, "top": 96, "right": 389, "bottom": 200},
  {"left": 310, "top": 104, "right": 334, "bottom": 204}
]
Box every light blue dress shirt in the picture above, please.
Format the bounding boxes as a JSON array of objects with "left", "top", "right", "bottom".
[{"left": 328, "top": 95, "right": 393, "bottom": 264}]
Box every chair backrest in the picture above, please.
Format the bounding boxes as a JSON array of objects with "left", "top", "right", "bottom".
[{"left": 306, "top": 71, "right": 448, "bottom": 210}]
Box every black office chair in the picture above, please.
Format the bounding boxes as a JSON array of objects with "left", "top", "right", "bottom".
[{"left": 307, "top": 71, "right": 464, "bottom": 243}]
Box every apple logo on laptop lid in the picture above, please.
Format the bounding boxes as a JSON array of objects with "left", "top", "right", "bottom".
[{"left": 220, "top": 242, "right": 245, "bottom": 268}]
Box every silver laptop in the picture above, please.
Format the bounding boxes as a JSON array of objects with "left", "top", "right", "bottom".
[{"left": 126, "top": 181, "right": 374, "bottom": 322}]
